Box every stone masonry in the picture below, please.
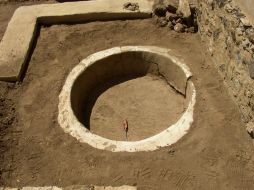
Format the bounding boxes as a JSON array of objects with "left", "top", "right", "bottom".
[{"left": 197, "top": 0, "right": 254, "bottom": 123}]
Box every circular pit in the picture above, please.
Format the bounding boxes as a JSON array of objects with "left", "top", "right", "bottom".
[{"left": 58, "top": 46, "right": 196, "bottom": 152}]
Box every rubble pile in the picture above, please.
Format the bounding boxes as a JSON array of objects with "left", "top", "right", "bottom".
[{"left": 153, "top": 0, "right": 198, "bottom": 33}]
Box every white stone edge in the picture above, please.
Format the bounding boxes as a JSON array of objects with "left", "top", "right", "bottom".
[
  {"left": 58, "top": 46, "right": 196, "bottom": 152},
  {"left": 0, "top": 0, "right": 153, "bottom": 81}
]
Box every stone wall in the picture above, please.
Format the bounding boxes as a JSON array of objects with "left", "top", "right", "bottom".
[{"left": 197, "top": 0, "right": 254, "bottom": 123}]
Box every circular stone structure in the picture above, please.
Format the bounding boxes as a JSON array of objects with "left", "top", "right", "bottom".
[{"left": 58, "top": 46, "right": 196, "bottom": 152}]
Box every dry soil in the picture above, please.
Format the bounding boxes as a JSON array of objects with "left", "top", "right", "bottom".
[
  {"left": 87, "top": 74, "right": 186, "bottom": 141},
  {"left": 0, "top": 1, "right": 254, "bottom": 190}
]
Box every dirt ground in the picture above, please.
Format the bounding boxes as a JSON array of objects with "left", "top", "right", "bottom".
[
  {"left": 88, "top": 74, "right": 186, "bottom": 141},
  {"left": 1, "top": 1, "right": 254, "bottom": 189}
]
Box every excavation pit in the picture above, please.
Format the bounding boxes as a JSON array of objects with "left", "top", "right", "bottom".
[
  {"left": 84, "top": 74, "right": 187, "bottom": 141},
  {"left": 58, "top": 46, "right": 196, "bottom": 152}
]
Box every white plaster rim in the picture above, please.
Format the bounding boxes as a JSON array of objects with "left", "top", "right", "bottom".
[
  {"left": 0, "top": 0, "right": 153, "bottom": 81},
  {"left": 58, "top": 46, "right": 196, "bottom": 152}
]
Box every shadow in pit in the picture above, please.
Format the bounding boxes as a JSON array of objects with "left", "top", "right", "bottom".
[{"left": 83, "top": 74, "right": 143, "bottom": 130}]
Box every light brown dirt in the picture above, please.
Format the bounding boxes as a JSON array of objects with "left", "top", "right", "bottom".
[
  {"left": 88, "top": 74, "right": 186, "bottom": 141},
  {"left": 0, "top": 2, "right": 254, "bottom": 189}
]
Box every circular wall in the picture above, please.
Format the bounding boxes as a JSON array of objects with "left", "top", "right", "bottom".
[{"left": 58, "top": 46, "right": 196, "bottom": 152}]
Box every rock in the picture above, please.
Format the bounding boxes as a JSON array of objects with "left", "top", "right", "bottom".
[
  {"left": 240, "top": 17, "right": 252, "bottom": 27},
  {"left": 164, "top": 0, "right": 178, "bottom": 13},
  {"left": 242, "top": 50, "right": 252, "bottom": 65},
  {"left": 176, "top": 18, "right": 182, "bottom": 23},
  {"left": 246, "top": 121, "right": 254, "bottom": 138},
  {"left": 242, "top": 39, "right": 251, "bottom": 50},
  {"left": 248, "top": 60, "right": 254, "bottom": 79},
  {"left": 235, "top": 27, "right": 243, "bottom": 36},
  {"left": 177, "top": 0, "right": 191, "bottom": 19},
  {"left": 174, "top": 23, "right": 185, "bottom": 32},
  {"left": 247, "top": 33, "right": 254, "bottom": 43},
  {"left": 187, "top": 26, "right": 195, "bottom": 33},
  {"left": 246, "top": 28, "right": 254, "bottom": 35},
  {"left": 167, "top": 21, "right": 174, "bottom": 29},
  {"left": 206, "top": 0, "right": 213, "bottom": 7},
  {"left": 153, "top": 3, "right": 167, "bottom": 17},
  {"left": 157, "top": 17, "right": 168, "bottom": 27},
  {"left": 193, "top": 18, "right": 198, "bottom": 25},
  {"left": 250, "top": 44, "right": 254, "bottom": 53},
  {"left": 224, "top": 3, "right": 234, "bottom": 13},
  {"left": 176, "top": 10, "right": 183, "bottom": 17},
  {"left": 235, "top": 34, "right": 244, "bottom": 45},
  {"left": 165, "top": 12, "right": 178, "bottom": 21},
  {"left": 123, "top": 2, "right": 139, "bottom": 11},
  {"left": 168, "top": 148, "right": 175, "bottom": 155}
]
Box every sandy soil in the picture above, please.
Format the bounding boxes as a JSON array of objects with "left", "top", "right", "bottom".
[
  {"left": 0, "top": 2, "right": 254, "bottom": 189},
  {"left": 88, "top": 74, "right": 186, "bottom": 141}
]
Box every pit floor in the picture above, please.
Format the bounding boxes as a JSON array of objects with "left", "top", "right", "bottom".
[
  {"left": 87, "top": 74, "right": 186, "bottom": 141},
  {"left": 0, "top": 2, "right": 254, "bottom": 189}
]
